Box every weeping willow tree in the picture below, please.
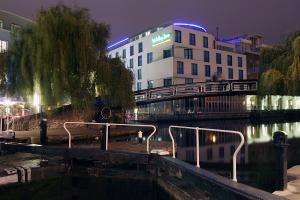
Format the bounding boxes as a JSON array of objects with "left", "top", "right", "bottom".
[
  {"left": 0, "top": 52, "right": 8, "bottom": 95},
  {"left": 287, "top": 36, "right": 300, "bottom": 95},
  {"left": 259, "top": 31, "right": 300, "bottom": 95},
  {"left": 8, "top": 5, "right": 134, "bottom": 109}
]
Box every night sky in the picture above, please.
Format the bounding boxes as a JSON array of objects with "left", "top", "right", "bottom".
[{"left": 1, "top": 0, "right": 299, "bottom": 45}]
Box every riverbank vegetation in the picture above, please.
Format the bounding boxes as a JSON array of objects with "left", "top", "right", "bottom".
[
  {"left": 259, "top": 31, "right": 300, "bottom": 95},
  {"left": 0, "top": 5, "right": 134, "bottom": 110}
]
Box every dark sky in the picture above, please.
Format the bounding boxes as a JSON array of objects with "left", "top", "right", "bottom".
[{"left": 1, "top": 0, "right": 299, "bottom": 44}]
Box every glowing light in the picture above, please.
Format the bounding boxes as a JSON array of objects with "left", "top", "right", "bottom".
[
  {"left": 173, "top": 22, "right": 207, "bottom": 32},
  {"left": 212, "top": 135, "right": 216, "bottom": 143},
  {"left": 33, "top": 92, "right": 41, "bottom": 111},
  {"left": 107, "top": 38, "right": 129, "bottom": 49}
]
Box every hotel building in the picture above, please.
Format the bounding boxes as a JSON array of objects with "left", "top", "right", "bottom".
[
  {"left": 0, "top": 9, "right": 32, "bottom": 52},
  {"left": 108, "top": 22, "right": 247, "bottom": 91}
]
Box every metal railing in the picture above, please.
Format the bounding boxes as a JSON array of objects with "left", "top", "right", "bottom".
[
  {"left": 167, "top": 125, "right": 245, "bottom": 182},
  {"left": 63, "top": 122, "right": 157, "bottom": 151},
  {"left": 135, "top": 80, "right": 257, "bottom": 102}
]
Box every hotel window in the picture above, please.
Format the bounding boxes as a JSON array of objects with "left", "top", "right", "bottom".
[
  {"left": 0, "top": 40, "right": 8, "bottom": 52},
  {"left": 216, "top": 53, "right": 222, "bottom": 64},
  {"left": 238, "top": 56, "right": 243, "bottom": 67},
  {"left": 175, "top": 30, "right": 182, "bottom": 43},
  {"left": 138, "top": 55, "right": 142, "bottom": 66},
  {"left": 191, "top": 63, "right": 198, "bottom": 75},
  {"left": 185, "top": 78, "right": 193, "bottom": 84},
  {"left": 147, "top": 52, "right": 153, "bottom": 64},
  {"left": 203, "top": 36, "right": 208, "bottom": 48},
  {"left": 138, "top": 69, "right": 142, "bottom": 80},
  {"left": 137, "top": 82, "right": 142, "bottom": 91},
  {"left": 177, "top": 61, "right": 184, "bottom": 74},
  {"left": 129, "top": 58, "right": 134, "bottom": 69},
  {"left": 205, "top": 65, "right": 211, "bottom": 77},
  {"left": 138, "top": 42, "right": 143, "bottom": 53},
  {"left": 122, "top": 49, "right": 126, "bottom": 58},
  {"left": 184, "top": 49, "right": 193, "bottom": 59},
  {"left": 227, "top": 55, "right": 232, "bottom": 66},
  {"left": 0, "top": 20, "right": 3, "bottom": 29},
  {"left": 217, "top": 67, "right": 222, "bottom": 77},
  {"left": 130, "top": 45, "right": 134, "bottom": 56},
  {"left": 204, "top": 51, "right": 210, "bottom": 62},
  {"left": 189, "top": 33, "right": 196, "bottom": 45},
  {"left": 148, "top": 80, "right": 154, "bottom": 89},
  {"left": 239, "top": 70, "right": 243, "bottom": 80},
  {"left": 228, "top": 68, "right": 233, "bottom": 79},
  {"left": 163, "top": 49, "right": 172, "bottom": 58},
  {"left": 163, "top": 78, "right": 172, "bottom": 87}
]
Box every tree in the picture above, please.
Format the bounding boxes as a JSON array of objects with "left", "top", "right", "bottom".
[
  {"left": 287, "top": 36, "right": 300, "bottom": 95},
  {"left": 0, "top": 52, "right": 8, "bottom": 95},
  {"left": 259, "top": 69, "right": 286, "bottom": 95},
  {"left": 259, "top": 31, "right": 300, "bottom": 95},
  {"left": 8, "top": 5, "right": 134, "bottom": 109}
]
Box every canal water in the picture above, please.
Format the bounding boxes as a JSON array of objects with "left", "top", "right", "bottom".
[{"left": 155, "top": 119, "right": 300, "bottom": 192}]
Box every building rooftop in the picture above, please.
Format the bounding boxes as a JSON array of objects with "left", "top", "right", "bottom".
[{"left": 107, "top": 21, "right": 207, "bottom": 50}]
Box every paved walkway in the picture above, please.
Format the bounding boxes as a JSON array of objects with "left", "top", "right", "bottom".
[{"left": 273, "top": 165, "right": 300, "bottom": 199}]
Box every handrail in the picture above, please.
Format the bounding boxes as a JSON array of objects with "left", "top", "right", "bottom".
[
  {"left": 63, "top": 122, "right": 156, "bottom": 151},
  {"left": 168, "top": 125, "right": 244, "bottom": 182}
]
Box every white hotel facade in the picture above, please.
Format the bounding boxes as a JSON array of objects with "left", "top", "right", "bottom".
[{"left": 107, "top": 22, "right": 247, "bottom": 91}]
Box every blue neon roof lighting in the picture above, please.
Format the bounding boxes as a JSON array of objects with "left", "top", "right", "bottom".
[
  {"left": 173, "top": 22, "right": 207, "bottom": 32},
  {"left": 107, "top": 37, "right": 129, "bottom": 50}
]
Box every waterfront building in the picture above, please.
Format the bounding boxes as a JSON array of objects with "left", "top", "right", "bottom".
[
  {"left": 0, "top": 9, "right": 32, "bottom": 52},
  {"left": 219, "top": 34, "right": 271, "bottom": 80},
  {"left": 108, "top": 22, "right": 247, "bottom": 91}
]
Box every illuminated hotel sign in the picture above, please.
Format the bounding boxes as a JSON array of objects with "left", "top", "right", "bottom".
[{"left": 152, "top": 32, "right": 172, "bottom": 46}]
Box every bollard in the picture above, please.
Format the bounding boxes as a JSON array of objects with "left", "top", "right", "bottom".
[
  {"left": 138, "top": 131, "right": 143, "bottom": 144},
  {"left": 39, "top": 118, "right": 48, "bottom": 145},
  {"left": 273, "top": 131, "right": 289, "bottom": 191}
]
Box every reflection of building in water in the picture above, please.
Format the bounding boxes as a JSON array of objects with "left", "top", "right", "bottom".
[{"left": 171, "top": 129, "right": 248, "bottom": 164}]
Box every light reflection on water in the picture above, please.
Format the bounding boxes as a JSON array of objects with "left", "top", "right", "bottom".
[{"left": 155, "top": 120, "right": 300, "bottom": 191}]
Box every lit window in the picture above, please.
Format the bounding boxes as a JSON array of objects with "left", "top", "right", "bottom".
[{"left": 0, "top": 20, "right": 3, "bottom": 29}]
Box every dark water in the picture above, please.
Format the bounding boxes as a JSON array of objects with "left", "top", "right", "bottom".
[
  {"left": 153, "top": 119, "right": 300, "bottom": 192},
  {"left": 0, "top": 174, "right": 174, "bottom": 200}
]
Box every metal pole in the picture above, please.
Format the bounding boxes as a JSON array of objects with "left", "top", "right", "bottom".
[
  {"left": 105, "top": 123, "right": 109, "bottom": 151},
  {"left": 196, "top": 127, "right": 200, "bottom": 168}
]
